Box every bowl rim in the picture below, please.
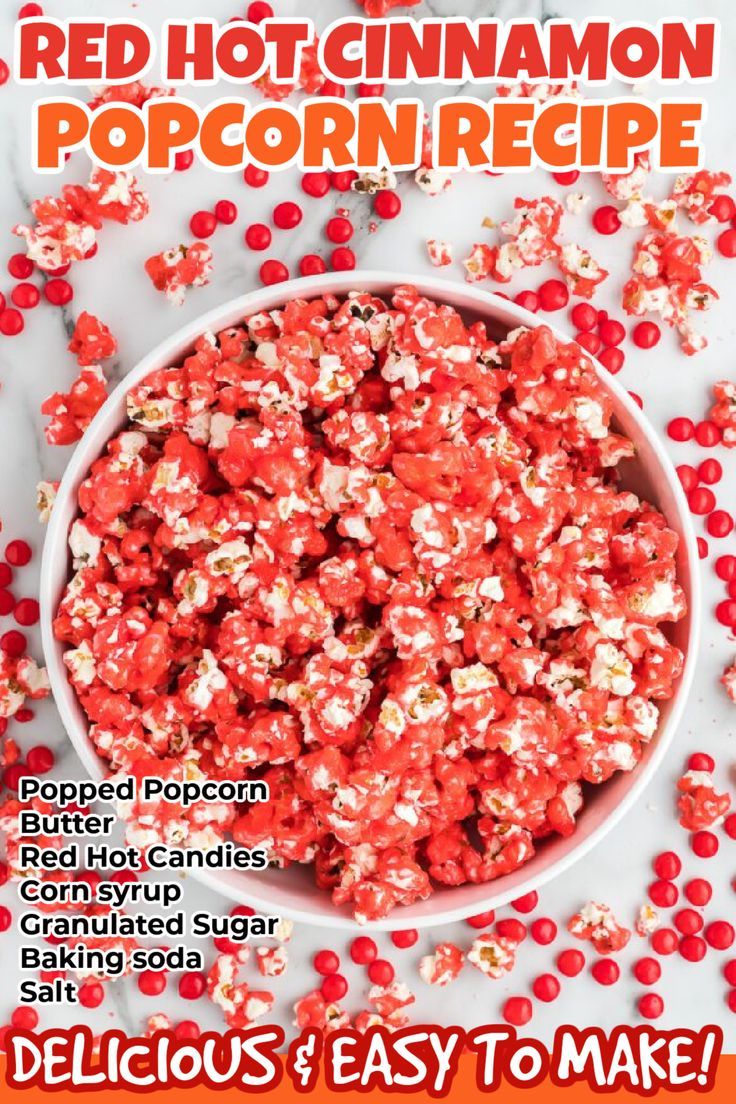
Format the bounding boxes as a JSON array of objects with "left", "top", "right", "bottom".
[{"left": 40, "top": 270, "right": 701, "bottom": 929}]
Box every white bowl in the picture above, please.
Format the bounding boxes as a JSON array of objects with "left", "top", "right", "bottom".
[{"left": 40, "top": 272, "right": 700, "bottom": 929}]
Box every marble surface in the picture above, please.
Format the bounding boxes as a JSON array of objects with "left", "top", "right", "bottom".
[{"left": 0, "top": 0, "right": 735, "bottom": 1047}]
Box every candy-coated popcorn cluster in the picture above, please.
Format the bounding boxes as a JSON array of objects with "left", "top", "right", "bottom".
[
  {"left": 467, "top": 932, "right": 518, "bottom": 978},
  {"left": 721, "top": 660, "right": 736, "bottom": 701},
  {"left": 622, "top": 230, "right": 717, "bottom": 355},
  {"left": 0, "top": 653, "right": 49, "bottom": 721},
  {"left": 464, "top": 196, "right": 563, "bottom": 283},
  {"left": 418, "top": 941, "right": 465, "bottom": 986},
  {"left": 42, "top": 366, "right": 108, "bottom": 446},
  {"left": 426, "top": 239, "right": 453, "bottom": 267},
  {"left": 206, "top": 952, "right": 275, "bottom": 1028},
  {"left": 254, "top": 38, "right": 325, "bottom": 100},
  {"left": 568, "top": 901, "right": 631, "bottom": 955},
  {"left": 36, "top": 480, "right": 59, "bottom": 523},
  {"left": 87, "top": 82, "right": 175, "bottom": 111},
  {"left": 671, "top": 171, "right": 733, "bottom": 226},
  {"left": 54, "top": 288, "right": 685, "bottom": 922},
  {"left": 68, "top": 311, "right": 118, "bottom": 367},
  {"left": 463, "top": 196, "right": 608, "bottom": 298},
  {"left": 144, "top": 242, "right": 213, "bottom": 305},
  {"left": 293, "top": 978, "right": 414, "bottom": 1035},
  {"left": 13, "top": 169, "right": 149, "bottom": 273}
]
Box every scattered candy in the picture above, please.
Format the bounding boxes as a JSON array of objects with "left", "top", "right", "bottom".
[
  {"left": 326, "top": 216, "right": 353, "bottom": 243},
  {"left": 530, "top": 918, "right": 557, "bottom": 945},
  {"left": 667, "top": 417, "right": 695, "bottom": 442},
  {"left": 592, "top": 205, "right": 621, "bottom": 234},
  {"left": 259, "top": 258, "right": 289, "bottom": 284},
  {"left": 302, "top": 172, "right": 331, "bottom": 198},
  {"left": 330, "top": 246, "right": 356, "bottom": 270},
  {"left": 705, "top": 921, "right": 734, "bottom": 950},
  {"left": 502, "top": 996, "right": 533, "bottom": 1026},
  {"left": 633, "top": 957, "right": 661, "bottom": 985},
  {"left": 638, "top": 993, "right": 664, "bottom": 1019},
  {"left": 390, "top": 930, "right": 418, "bottom": 950},
  {"left": 320, "top": 974, "right": 348, "bottom": 1002},
  {"left": 556, "top": 948, "right": 585, "bottom": 977},
  {"left": 243, "top": 165, "right": 269, "bottom": 187},
  {"left": 273, "top": 202, "right": 303, "bottom": 230},
  {"left": 245, "top": 224, "right": 272, "bottom": 251},
  {"left": 313, "top": 950, "right": 340, "bottom": 976},
  {"left": 5, "top": 540, "right": 31, "bottom": 567},
  {"left": 679, "top": 935, "right": 707, "bottom": 962},
  {"left": 591, "top": 959, "right": 620, "bottom": 985},
  {"left": 532, "top": 973, "right": 560, "bottom": 1002},
  {"left": 299, "top": 254, "right": 327, "bottom": 276},
  {"left": 144, "top": 243, "right": 212, "bottom": 305},
  {"left": 189, "top": 210, "right": 217, "bottom": 238},
  {"left": 674, "top": 909, "right": 703, "bottom": 936},
  {"left": 368, "top": 960, "right": 395, "bottom": 987},
  {"left": 648, "top": 880, "right": 678, "bottom": 908},
  {"left": 632, "top": 321, "right": 661, "bottom": 349},
  {"left": 351, "top": 937, "right": 378, "bottom": 964}
]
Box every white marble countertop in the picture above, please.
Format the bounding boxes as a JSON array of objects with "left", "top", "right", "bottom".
[{"left": 1, "top": 0, "right": 735, "bottom": 1049}]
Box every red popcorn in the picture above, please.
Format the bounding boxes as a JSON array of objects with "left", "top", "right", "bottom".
[
  {"left": 676, "top": 769, "right": 731, "bottom": 831},
  {"left": 293, "top": 989, "right": 350, "bottom": 1034},
  {"left": 0, "top": 652, "right": 49, "bottom": 719},
  {"left": 357, "top": 0, "right": 421, "bottom": 16},
  {"left": 467, "top": 933, "right": 518, "bottom": 979},
  {"left": 601, "top": 152, "right": 677, "bottom": 232},
  {"left": 13, "top": 195, "right": 96, "bottom": 272},
  {"left": 557, "top": 243, "right": 608, "bottom": 299},
  {"left": 13, "top": 170, "right": 149, "bottom": 272},
  {"left": 465, "top": 196, "right": 563, "bottom": 283},
  {"left": 54, "top": 291, "right": 686, "bottom": 922},
  {"left": 68, "top": 312, "right": 118, "bottom": 367},
  {"left": 670, "top": 170, "right": 733, "bottom": 225},
  {"left": 635, "top": 903, "right": 660, "bottom": 937},
  {"left": 413, "top": 116, "right": 453, "bottom": 196},
  {"left": 568, "top": 901, "right": 631, "bottom": 954},
  {"left": 206, "top": 953, "right": 274, "bottom": 1028},
  {"left": 0, "top": 793, "right": 62, "bottom": 879},
  {"left": 602, "top": 152, "right": 651, "bottom": 204},
  {"left": 255, "top": 37, "right": 324, "bottom": 100},
  {"left": 42, "top": 366, "right": 108, "bottom": 446},
  {"left": 144, "top": 242, "right": 213, "bottom": 305},
  {"left": 622, "top": 231, "right": 717, "bottom": 355},
  {"left": 368, "top": 981, "right": 415, "bottom": 1023},
  {"left": 255, "top": 945, "right": 288, "bottom": 977},
  {"left": 36, "top": 480, "right": 59, "bottom": 523},
  {"left": 497, "top": 82, "right": 578, "bottom": 102},
  {"left": 721, "top": 659, "right": 736, "bottom": 700},
  {"left": 143, "top": 1014, "right": 172, "bottom": 1036},
  {"left": 709, "top": 381, "right": 736, "bottom": 447},
  {"left": 418, "top": 941, "right": 465, "bottom": 986},
  {"left": 426, "top": 239, "right": 453, "bottom": 267},
  {"left": 63, "top": 169, "right": 149, "bottom": 228},
  {"left": 88, "top": 82, "right": 175, "bottom": 111}
]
